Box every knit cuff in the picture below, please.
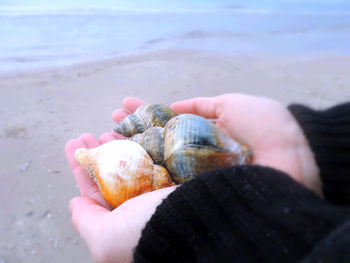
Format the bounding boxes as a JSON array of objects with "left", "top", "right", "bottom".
[
  {"left": 288, "top": 103, "right": 350, "bottom": 205},
  {"left": 133, "top": 166, "right": 350, "bottom": 263}
]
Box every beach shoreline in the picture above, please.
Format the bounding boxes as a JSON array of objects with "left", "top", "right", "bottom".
[
  {"left": 1, "top": 7, "right": 350, "bottom": 73},
  {"left": 1, "top": 49, "right": 350, "bottom": 262}
]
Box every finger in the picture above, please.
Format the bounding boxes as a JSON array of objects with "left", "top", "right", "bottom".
[
  {"left": 112, "top": 108, "right": 130, "bottom": 123},
  {"left": 171, "top": 97, "right": 221, "bottom": 119},
  {"left": 70, "top": 196, "right": 109, "bottom": 244},
  {"left": 99, "top": 132, "right": 117, "bottom": 144},
  {"left": 115, "top": 186, "right": 178, "bottom": 217},
  {"left": 78, "top": 133, "right": 100, "bottom": 149},
  {"left": 122, "top": 97, "right": 147, "bottom": 112},
  {"left": 111, "top": 131, "right": 127, "bottom": 140}
]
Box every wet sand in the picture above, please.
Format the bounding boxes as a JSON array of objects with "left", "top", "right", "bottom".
[{"left": 1, "top": 49, "right": 350, "bottom": 262}]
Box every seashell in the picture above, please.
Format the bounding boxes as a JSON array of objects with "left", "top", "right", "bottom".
[
  {"left": 129, "top": 127, "right": 165, "bottom": 166},
  {"left": 113, "top": 104, "right": 177, "bottom": 137},
  {"left": 74, "top": 140, "right": 173, "bottom": 208},
  {"left": 164, "top": 114, "right": 251, "bottom": 183}
]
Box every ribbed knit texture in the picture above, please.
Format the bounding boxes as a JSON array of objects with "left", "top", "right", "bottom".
[
  {"left": 300, "top": 221, "right": 350, "bottom": 263},
  {"left": 288, "top": 103, "right": 350, "bottom": 205},
  {"left": 133, "top": 166, "right": 350, "bottom": 263}
]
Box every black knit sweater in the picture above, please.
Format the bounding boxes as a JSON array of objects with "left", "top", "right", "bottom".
[
  {"left": 289, "top": 103, "right": 350, "bottom": 205},
  {"left": 133, "top": 103, "right": 350, "bottom": 262}
]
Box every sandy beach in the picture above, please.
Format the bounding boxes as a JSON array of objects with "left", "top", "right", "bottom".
[{"left": 1, "top": 49, "right": 350, "bottom": 262}]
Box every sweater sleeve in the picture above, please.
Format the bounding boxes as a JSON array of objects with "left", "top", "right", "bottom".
[
  {"left": 288, "top": 103, "right": 350, "bottom": 205},
  {"left": 133, "top": 166, "right": 350, "bottom": 263},
  {"left": 300, "top": 221, "right": 350, "bottom": 263}
]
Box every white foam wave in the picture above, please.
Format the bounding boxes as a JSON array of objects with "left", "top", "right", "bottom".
[
  {"left": 0, "top": 6, "right": 272, "bottom": 16},
  {"left": 1, "top": 6, "right": 349, "bottom": 16}
]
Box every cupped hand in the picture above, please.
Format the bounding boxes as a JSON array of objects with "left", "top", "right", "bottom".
[
  {"left": 170, "top": 93, "right": 321, "bottom": 195},
  {"left": 68, "top": 93, "right": 321, "bottom": 262},
  {"left": 65, "top": 102, "right": 177, "bottom": 263}
]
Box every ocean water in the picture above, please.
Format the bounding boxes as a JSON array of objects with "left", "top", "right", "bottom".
[{"left": 0, "top": 0, "right": 350, "bottom": 72}]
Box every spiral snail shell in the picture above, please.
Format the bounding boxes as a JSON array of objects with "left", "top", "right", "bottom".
[
  {"left": 74, "top": 140, "right": 173, "bottom": 208},
  {"left": 113, "top": 104, "right": 177, "bottom": 137},
  {"left": 130, "top": 127, "right": 165, "bottom": 166},
  {"left": 163, "top": 114, "right": 250, "bottom": 183}
]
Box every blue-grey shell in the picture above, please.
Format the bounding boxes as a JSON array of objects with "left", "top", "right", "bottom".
[
  {"left": 114, "top": 104, "right": 177, "bottom": 137},
  {"left": 164, "top": 114, "right": 250, "bottom": 183},
  {"left": 129, "top": 127, "right": 165, "bottom": 166},
  {"left": 114, "top": 104, "right": 251, "bottom": 184}
]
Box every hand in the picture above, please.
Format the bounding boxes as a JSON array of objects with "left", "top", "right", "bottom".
[
  {"left": 170, "top": 93, "right": 321, "bottom": 195},
  {"left": 65, "top": 102, "right": 177, "bottom": 263}
]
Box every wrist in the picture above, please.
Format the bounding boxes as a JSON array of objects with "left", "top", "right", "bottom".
[
  {"left": 296, "top": 133, "right": 322, "bottom": 195},
  {"left": 288, "top": 113, "right": 321, "bottom": 195}
]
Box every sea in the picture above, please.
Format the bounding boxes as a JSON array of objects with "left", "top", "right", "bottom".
[{"left": 0, "top": 0, "right": 350, "bottom": 72}]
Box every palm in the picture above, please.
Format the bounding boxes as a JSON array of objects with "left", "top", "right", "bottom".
[
  {"left": 170, "top": 94, "right": 321, "bottom": 195},
  {"left": 112, "top": 95, "right": 320, "bottom": 193},
  {"left": 65, "top": 130, "right": 176, "bottom": 263},
  {"left": 215, "top": 95, "right": 309, "bottom": 184}
]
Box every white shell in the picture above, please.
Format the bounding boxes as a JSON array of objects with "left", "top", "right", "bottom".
[{"left": 75, "top": 140, "right": 172, "bottom": 208}]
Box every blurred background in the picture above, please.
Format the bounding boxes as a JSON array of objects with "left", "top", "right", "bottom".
[
  {"left": 1, "top": 0, "right": 350, "bottom": 72},
  {"left": 0, "top": 1, "right": 349, "bottom": 262}
]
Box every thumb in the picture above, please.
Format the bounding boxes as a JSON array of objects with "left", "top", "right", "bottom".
[
  {"left": 171, "top": 97, "right": 222, "bottom": 119},
  {"left": 69, "top": 196, "right": 110, "bottom": 244}
]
